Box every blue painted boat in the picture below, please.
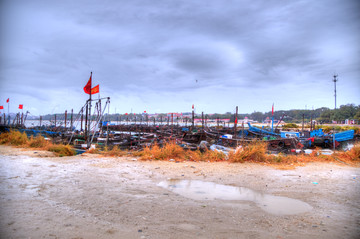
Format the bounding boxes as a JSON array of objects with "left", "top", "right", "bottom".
[
  {"left": 247, "top": 123, "right": 279, "bottom": 137},
  {"left": 332, "top": 130, "right": 354, "bottom": 142}
]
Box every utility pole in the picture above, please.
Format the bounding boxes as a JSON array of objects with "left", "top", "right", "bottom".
[
  {"left": 333, "top": 74, "right": 338, "bottom": 110},
  {"left": 333, "top": 74, "right": 338, "bottom": 150},
  {"left": 65, "top": 110, "right": 67, "bottom": 129}
]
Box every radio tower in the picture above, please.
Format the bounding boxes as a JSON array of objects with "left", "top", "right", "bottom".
[
  {"left": 332, "top": 74, "right": 338, "bottom": 150},
  {"left": 333, "top": 74, "right": 338, "bottom": 110}
]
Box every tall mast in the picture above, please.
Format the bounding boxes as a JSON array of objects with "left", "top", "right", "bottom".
[{"left": 87, "top": 72, "right": 92, "bottom": 148}]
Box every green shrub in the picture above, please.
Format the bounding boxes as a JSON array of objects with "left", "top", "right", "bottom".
[{"left": 282, "top": 123, "right": 299, "bottom": 129}]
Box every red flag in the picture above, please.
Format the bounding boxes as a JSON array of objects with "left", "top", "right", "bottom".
[
  {"left": 235, "top": 117, "right": 238, "bottom": 124},
  {"left": 0, "top": 106, "right": 3, "bottom": 109},
  {"left": 91, "top": 85, "right": 99, "bottom": 94},
  {"left": 144, "top": 110, "right": 146, "bottom": 113},
  {"left": 272, "top": 104, "right": 274, "bottom": 116},
  {"left": 19, "top": 104, "right": 23, "bottom": 109},
  {"left": 83, "top": 75, "right": 92, "bottom": 94},
  {"left": 125, "top": 113, "right": 128, "bottom": 115},
  {"left": 192, "top": 104, "right": 194, "bottom": 109},
  {"left": 6, "top": 98, "right": 9, "bottom": 103}
]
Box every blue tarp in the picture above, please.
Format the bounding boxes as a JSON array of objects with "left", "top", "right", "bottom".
[{"left": 310, "top": 129, "right": 324, "bottom": 137}]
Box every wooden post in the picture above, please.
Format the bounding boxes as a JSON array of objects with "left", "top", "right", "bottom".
[
  {"left": 234, "top": 106, "right": 238, "bottom": 138},
  {"left": 70, "top": 109, "right": 73, "bottom": 130},
  {"left": 192, "top": 108, "right": 195, "bottom": 128},
  {"left": 40, "top": 115, "right": 42, "bottom": 127},
  {"left": 65, "top": 110, "right": 67, "bottom": 129},
  {"left": 242, "top": 121, "right": 245, "bottom": 140},
  {"left": 302, "top": 114, "right": 304, "bottom": 133},
  {"left": 201, "top": 112, "right": 204, "bottom": 129},
  {"left": 80, "top": 108, "right": 83, "bottom": 131},
  {"left": 85, "top": 102, "right": 88, "bottom": 138},
  {"left": 54, "top": 114, "right": 57, "bottom": 127}
]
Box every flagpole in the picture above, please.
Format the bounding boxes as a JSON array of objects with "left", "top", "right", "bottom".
[
  {"left": 7, "top": 99, "right": 10, "bottom": 125},
  {"left": 87, "top": 72, "right": 92, "bottom": 148},
  {"left": 271, "top": 103, "right": 274, "bottom": 132}
]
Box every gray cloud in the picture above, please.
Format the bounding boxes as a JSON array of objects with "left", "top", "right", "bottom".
[{"left": 0, "top": 0, "right": 359, "bottom": 115}]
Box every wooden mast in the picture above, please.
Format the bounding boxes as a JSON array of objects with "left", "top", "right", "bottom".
[{"left": 87, "top": 72, "right": 92, "bottom": 148}]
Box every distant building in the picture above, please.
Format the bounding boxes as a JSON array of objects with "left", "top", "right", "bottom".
[{"left": 345, "top": 119, "right": 356, "bottom": 125}]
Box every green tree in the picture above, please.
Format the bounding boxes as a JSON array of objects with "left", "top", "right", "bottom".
[{"left": 319, "top": 109, "right": 333, "bottom": 123}]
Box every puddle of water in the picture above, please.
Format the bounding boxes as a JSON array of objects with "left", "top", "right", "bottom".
[{"left": 158, "top": 179, "right": 312, "bottom": 215}]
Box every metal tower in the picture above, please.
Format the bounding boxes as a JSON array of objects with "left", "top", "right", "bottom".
[{"left": 333, "top": 74, "right": 338, "bottom": 110}]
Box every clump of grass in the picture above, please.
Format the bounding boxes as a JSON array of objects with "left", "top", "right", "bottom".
[
  {"left": 202, "top": 149, "right": 227, "bottom": 161},
  {"left": 228, "top": 141, "right": 267, "bottom": 163},
  {"left": 309, "top": 147, "right": 321, "bottom": 157},
  {"left": 27, "top": 135, "right": 51, "bottom": 149},
  {"left": 136, "top": 142, "right": 186, "bottom": 161},
  {"left": 87, "top": 147, "right": 101, "bottom": 154},
  {"left": 186, "top": 148, "right": 227, "bottom": 162},
  {"left": 335, "top": 143, "right": 360, "bottom": 162},
  {"left": 47, "top": 144, "right": 75, "bottom": 157},
  {"left": 185, "top": 150, "right": 203, "bottom": 161},
  {"left": 160, "top": 142, "right": 186, "bottom": 160},
  {"left": 101, "top": 146, "right": 127, "bottom": 157},
  {"left": 0, "top": 130, "right": 28, "bottom": 146}
]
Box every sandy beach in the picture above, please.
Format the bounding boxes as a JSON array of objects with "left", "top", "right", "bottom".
[{"left": 0, "top": 145, "right": 359, "bottom": 239}]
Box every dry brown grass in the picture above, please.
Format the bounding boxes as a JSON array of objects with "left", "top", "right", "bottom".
[
  {"left": 135, "top": 142, "right": 186, "bottom": 161},
  {"left": 87, "top": 147, "right": 101, "bottom": 154},
  {"left": 1, "top": 130, "right": 359, "bottom": 166},
  {"left": 132, "top": 140, "right": 360, "bottom": 168},
  {"left": 0, "top": 130, "right": 28, "bottom": 146},
  {"left": 186, "top": 149, "right": 227, "bottom": 162},
  {"left": 47, "top": 145, "right": 76, "bottom": 157},
  {"left": 27, "top": 135, "right": 51, "bottom": 149},
  {"left": 0, "top": 130, "right": 75, "bottom": 157},
  {"left": 334, "top": 143, "right": 360, "bottom": 163},
  {"left": 134, "top": 141, "right": 227, "bottom": 162},
  {"left": 101, "top": 146, "right": 128, "bottom": 157},
  {"left": 228, "top": 141, "right": 267, "bottom": 163}
]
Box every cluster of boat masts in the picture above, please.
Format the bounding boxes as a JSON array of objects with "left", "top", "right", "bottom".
[{"left": 0, "top": 97, "right": 357, "bottom": 154}]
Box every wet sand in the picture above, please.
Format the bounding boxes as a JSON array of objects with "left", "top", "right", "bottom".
[{"left": 0, "top": 145, "right": 359, "bottom": 239}]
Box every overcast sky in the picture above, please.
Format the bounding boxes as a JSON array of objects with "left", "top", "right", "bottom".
[{"left": 1, "top": 0, "right": 359, "bottom": 116}]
